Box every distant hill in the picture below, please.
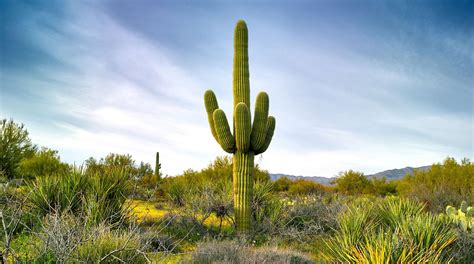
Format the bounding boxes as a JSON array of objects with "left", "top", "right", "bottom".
[
  {"left": 269, "top": 174, "right": 334, "bottom": 185},
  {"left": 366, "top": 166, "right": 431, "bottom": 180},
  {"left": 270, "top": 165, "right": 431, "bottom": 185}
]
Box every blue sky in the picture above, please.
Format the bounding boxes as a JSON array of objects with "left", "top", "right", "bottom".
[{"left": 1, "top": 0, "right": 473, "bottom": 177}]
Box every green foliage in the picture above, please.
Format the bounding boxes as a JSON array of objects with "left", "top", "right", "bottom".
[
  {"left": 18, "top": 147, "right": 69, "bottom": 179},
  {"left": 288, "top": 179, "right": 329, "bottom": 196},
  {"left": 0, "top": 118, "right": 37, "bottom": 179},
  {"left": 27, "top": 167, "right": 131, "bottom": 226},
  {"left": 398, "top": 157, "right": 474, "bottom": 212},
  {"left": 203, "top": 20, "right": 276, "bottom": 232},
  {"left": 273, "top": 176, "right": 292, "bottom": 192},
  {"left": 252, "top": 181, "right": 280, "bottom": 224},
  {"left": 85, "top": 153, "right": 136, "bottom": 175},
  {"left": 137, "top": 161, "right": 153, "bottom": 178},
  {"left": 334, "top": 170, "right": 397, "bottom": 196},
  {"left": 334, "top": 170, "right": 371, "bottom": 195},
  {"left": 323, "top": 197, "right": 457, "bottom": 263},
  {"left": 159, "top": 156, "right": 269, "bottom": 207}
]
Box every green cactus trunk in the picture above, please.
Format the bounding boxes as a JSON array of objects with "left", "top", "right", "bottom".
[
  {"left": 203, "top": 20, "right": 276, "bottom": 233},
  {"left": 233, "top": 151, "right": 254, "bottom": 232}
]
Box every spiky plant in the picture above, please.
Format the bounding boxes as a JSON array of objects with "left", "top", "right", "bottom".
[
  {"left": 204, "top": 20, "right": 276, "bottom": 232},
  {"left": 445, "top": 201, "right": 474, "bottom": 231}
]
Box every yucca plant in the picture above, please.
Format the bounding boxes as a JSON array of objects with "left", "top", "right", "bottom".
[
  {"left": 323, "top": 197, "right": 457, "bottom": 263},
  {"left": 27, "top": 166, "right": 131, "bottom": 227},
  {"left": 375, "top": 196, "right": 425, "bottom": 227},
  {"left": 27, "top": 169, "right": 88, "bottom": 216}
]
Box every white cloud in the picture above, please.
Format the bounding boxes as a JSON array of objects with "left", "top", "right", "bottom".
[{"left": 4, "top": 1, "right": 472, "bottom": 177}]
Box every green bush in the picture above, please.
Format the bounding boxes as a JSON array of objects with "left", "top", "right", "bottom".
[
  {"left": 398, "top": 157, "right": 473, "bottom": 212},
  {"left": 333, "top": 170, "right": 371, "bottom": 195},
  {"left": 288, "top": 179, "right": 329, "bottom": 196},
  {"left": 323, "top": 197, "right": 457, "bottom": 262},
  {"left": 18, "top": 147, "right": 69, "bottom": 179}
]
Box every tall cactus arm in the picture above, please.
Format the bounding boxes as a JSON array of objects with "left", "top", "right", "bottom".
[
  {"left": 213, "top": 109, "right": 235, "bottom": 153},
  {"left": 255, "top": 116, "right": 276, "bottom": 155},
  {"left": 235, "top": 102, "right": 251, "bottom": 152},
  {"left": 250, "top": 92, "right": 269, "bottom": 150},
  {"left": 233, "top": 20, "right": 250, "bottom": 110},
  {"left": 204, "top": 90, "right": 220, "bottom": 142}
]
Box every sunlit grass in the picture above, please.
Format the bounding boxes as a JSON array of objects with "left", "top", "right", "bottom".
[
  {"left": 125, "top": 200, "right": 168, "bottom": 222},
  {"left": 126, "top": 199, "right": 233, "bottom": 229}
]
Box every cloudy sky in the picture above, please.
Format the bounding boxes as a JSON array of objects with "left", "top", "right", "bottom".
[{"left": 1, "top": 0, "right": 473, "bottom": 177}]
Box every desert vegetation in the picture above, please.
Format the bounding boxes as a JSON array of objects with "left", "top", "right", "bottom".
[{"left": 1, "top": 116, "right": 473, "bottom": 263}]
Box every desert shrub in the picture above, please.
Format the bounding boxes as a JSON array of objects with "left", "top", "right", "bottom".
[
  {"left": 160, "top": 170, "right": 197, "bottom": 207},
  {"left": 18, "top": 147, "right": 69, "bottom": 179},
  {"left": 273, "top": 177, "right": 292, "bottom": 192},
  {"left": 333, "top": 170, "right": 397, "bottom": 197},
  {"left": 323, "top": 197, "right": 457, "bottom": 262},
  {"left": 0, "top": 118, "right": 37, "bottom": 179},
  {"left": 73, "top": 227, "right": 147, "bottom": 263},
  {"left": 189, "top": 240, "right": 313, "bottom": 263},
  {"left": 288, "top": 179, "right": 328, "bottom": 196},
  {"left": 35, "top": 212, "right": 84, "bottom": 263},
  {"left": 185, "top": 181, "right": 234, "bottom": 231},
  {"left": 398, "top": 157, "right": 473, "bottom": 212},
  {"left": 254, "top": 194, "right": 340, "bottom": 244},
  {"left": 333, "top": 170, "right": 372, "bottom": 195}
]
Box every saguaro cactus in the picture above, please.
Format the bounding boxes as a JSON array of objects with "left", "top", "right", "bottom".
[
  {"left": 204, "top": 20, "right": 276, "bottom": 232},
  {"left": 155, "top": 152, "right": 161, "bottom": 181}
]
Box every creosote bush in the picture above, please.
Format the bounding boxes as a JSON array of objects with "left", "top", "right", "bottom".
[{"left": 398, "top": 157, "right": 474, "bottom": 212}]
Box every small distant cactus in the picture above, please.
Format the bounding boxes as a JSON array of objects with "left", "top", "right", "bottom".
[
  {"left": 444, "top": 201, "right": 474, "bottom": 231},
  {"left": 155, "top": 152, "right": 161, "bottom": 183}
]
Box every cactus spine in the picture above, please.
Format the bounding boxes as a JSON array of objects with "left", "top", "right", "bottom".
[{"left": 204, "top": 20, "right": 276, "bottom": 232}]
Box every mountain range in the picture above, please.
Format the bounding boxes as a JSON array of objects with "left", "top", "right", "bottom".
[{"left": 269, "top": 165, "right": 431, "bottom": 185}]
